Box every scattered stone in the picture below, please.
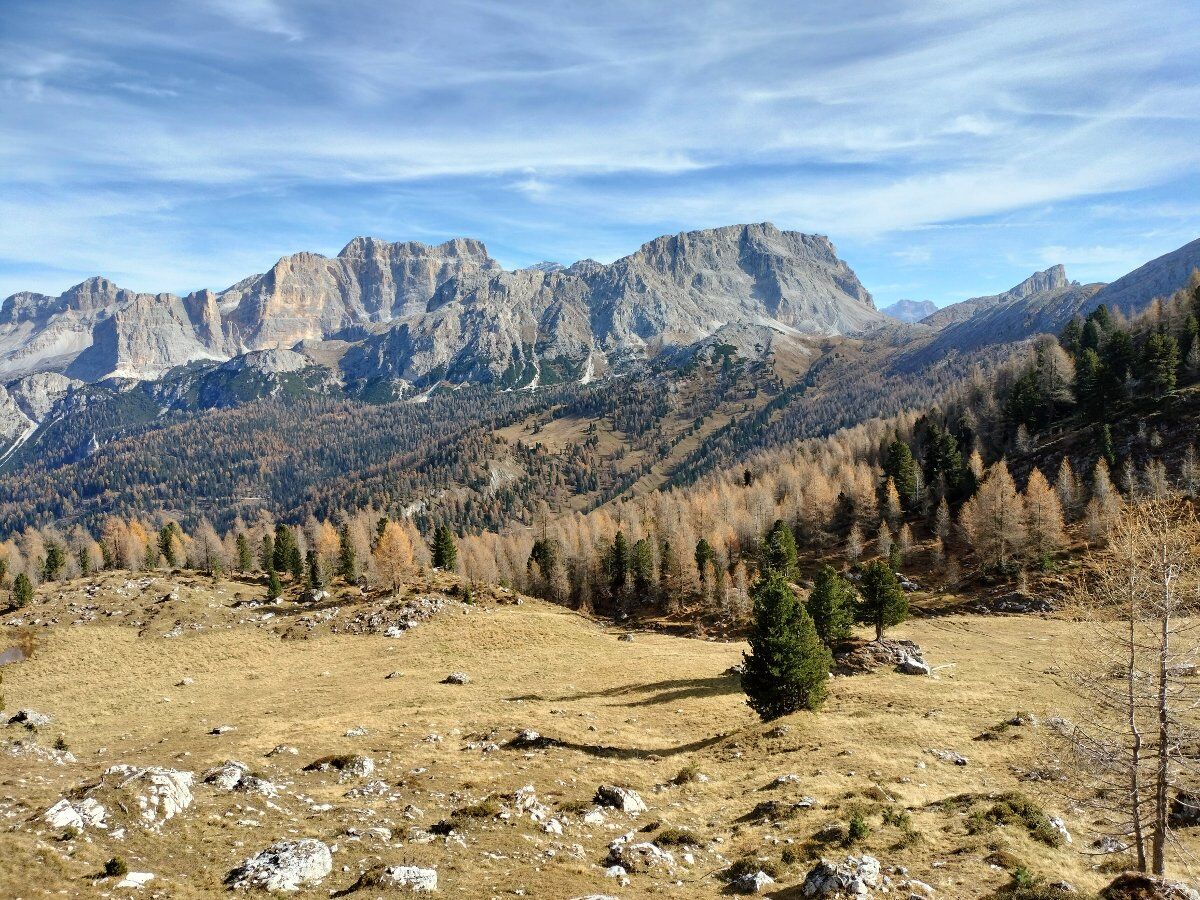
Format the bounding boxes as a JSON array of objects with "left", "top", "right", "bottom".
[
  {"left": 605, "top": 839, "right": 674, "bottom": 873},
  {"left": 442, "top": 672, "right": 471, "bottom": 685},
  {"left": 771, "top": 774, "right": 802, "bottom": 787},
  {"left": 604, "top": 865, "right": 627, "bottom": 878},
  {"left": 1049, "top": 882, "right": 1076, "bottom": 894},
  {"left": 835, "top": 639, "right": 925, "bottom": 675},
  {"left": 800, "top": 854, "right": 881, "bottom": 897},
  {"left": 731, "top": 870, "right": 775, "bottom": 894},
  {"left": 896, "top": 654, "right": 931, "bottom": 676},
  {"left": 1092, "top": 836, "right": 1130, "bottom": 854},
  {"left": 926, "top": 748, "right": 967, "bottom": 766},
  {"left": 176, "top": 677, "right": 195, "bottom": 687},
  {"left": 225, "top": 838, "right": 333, "bottom": 892},
  {"left": 509, "top": 728, "right": 546, "bottom": 748},
  {"left": 43, "top": 797, "right": 106, "bottom": 831},
  {"left": 266, "top": 744, "right": 298, "bottom": 757},
  {"left": 724, "top": 662, "right": 746, "bottom": 677},
  {"left": 303, "top": 754, "right": 374, "bottom": 779},
  {"left": 204, "top": 760, "right": 277, "bottom": 796},
  {"left": 347, "top": 863, "right": 438, "bottom": 893},
  {"left": 1048, "top": 815, "right": 1072, "bottom": 844},
  {"left": 618, "top": 633, "right": 635, "bottom": 642},
  {"left": 385, "top": 671, "right": 403, "bottom": 679},
  {"left": 209, "top": 724, "right": 235, "bottom": 735},
  {"left": 116, "top": 872, "right": 155, "bottom": 889},
  {"left": 594, "top": 784, "right": 648, "bottom": 813},
  {"left": 344, "top": 725, "right": 368, "bottom": 737},
  {"left": 8, "top": 708, "right": 51, "bottom": 728},
  {"left": 88, "top": 765, "right": 194, "bottom": 829}
]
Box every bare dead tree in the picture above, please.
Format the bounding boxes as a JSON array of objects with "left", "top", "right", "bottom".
[{"left": 1060, "top": 498, "right": 1200, "bottom": 877}]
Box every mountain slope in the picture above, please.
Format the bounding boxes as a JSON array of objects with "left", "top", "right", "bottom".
[
  {"left": 1087, "top": 236, "right": 1200, "bottom": 315},
  {"left": 0, "top": 224, "right": 882, "bottom": 388}
]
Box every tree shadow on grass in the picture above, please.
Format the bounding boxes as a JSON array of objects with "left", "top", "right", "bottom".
[
  {"left": 547, "top": 730, "right": 732, "bottom": 761},
  {"left": 506, "top": 675, "right": 741, "bottom": 706}
]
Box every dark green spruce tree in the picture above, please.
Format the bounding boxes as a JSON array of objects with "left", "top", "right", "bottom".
[
  {"left": 741, "top": 571, "right": 832, "bottom": 720},
  {"left": 761, "top": 519, "right": 798, "bottom": 580},
  {"left": 337, "top": 525, "right": 357, "bottom": 581},
  {"left": 12, "top": 573, "right": 34, "bottom": 609},
  {"left": 432, "top": 525, "right": 459, "bottom": 571},
  {"left": 806, "top": 565, "right": 855, "bottom": 646},
  {"left": 856, "top": 559, "right": 908, "bottom": 641}
]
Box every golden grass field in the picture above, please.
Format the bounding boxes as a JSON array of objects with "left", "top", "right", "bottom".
[{"left": 1, "top": 571, "right": 1194, "bottom": 898}]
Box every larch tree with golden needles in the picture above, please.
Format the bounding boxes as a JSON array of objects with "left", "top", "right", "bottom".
[
  {"left": 1062, "top": 499, "right": 1200, "bottom": 877},
  {"left": 958, "top": 460, "right": 1026, "bottom": 574},
  {"left": 1023, "top": 467, "right": 1066, "bottom": 566},
  {"left": 373, "top": 520, "right": 413, "bottom": 595}
]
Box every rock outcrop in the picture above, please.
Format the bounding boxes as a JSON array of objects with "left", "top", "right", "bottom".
[
  {"left": 224, "top": 839, "right": 332, "bottom": 892},
  {"left": 2, "top": 224, "right": 881, "bottom": 387}
]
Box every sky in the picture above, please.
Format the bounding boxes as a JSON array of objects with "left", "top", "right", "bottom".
[{"left": 2, "top": 0, "right": 1199, "bottom": 308}]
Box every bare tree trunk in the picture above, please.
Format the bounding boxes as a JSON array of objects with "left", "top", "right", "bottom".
[
  {"left": 1128, "top": 606, "right": 1147, "bottom": 871},
  {"left": 1152, "top": 602, "right": 1171, "bottom": 875}
]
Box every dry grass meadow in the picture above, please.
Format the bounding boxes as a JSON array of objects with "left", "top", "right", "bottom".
[{"left": 1, "top": 570, "right": 1193, "bottom": 897}]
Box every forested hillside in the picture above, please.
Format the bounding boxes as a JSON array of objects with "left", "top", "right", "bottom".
[{"left": 3, "top": 276, "right": 1197, "bottom": 628}]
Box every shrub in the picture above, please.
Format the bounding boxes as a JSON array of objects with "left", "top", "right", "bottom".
[
  {"left": 104, "top": 857, "right": 128, "bottom": 878},
  {"left": 54, "top": 735, "right": 68, "bottom": 751},
  {"left": 846, "top": 808, "right": 870, "bottom": 844},
  {"left": 724, "top": 858, "right": 783, "bottom": 881},
  {"left": 453, "top": 796, "right": 502, "bottom": 819},
  {"left": 881, "top": 807, "right": 910, "bottom": 828},
  {"left": 655, "top": 826, "right": 699, "bottom": 847},
  {"left": 672, "top": 763, "right": 702, "bottom": 784},
  {"left": 985, "top": 793, "right": 1063, "bottom": 847}
]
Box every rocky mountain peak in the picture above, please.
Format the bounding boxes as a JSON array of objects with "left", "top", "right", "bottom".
[{"left": 1005, "top": 265, "right": 1069, "bottom": 301}]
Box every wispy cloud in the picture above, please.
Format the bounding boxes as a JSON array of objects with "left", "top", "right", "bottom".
[{"left": 0, "top": 0, "right": 1197, "bottom": 306}]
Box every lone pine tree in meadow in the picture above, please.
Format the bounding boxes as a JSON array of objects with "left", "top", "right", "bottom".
[
  {"left": 741, "top": 571, "right": 832, "bottom": 720},
  {"left": 12, "top": 572, "right": 34, "bottom": 609},
  {"left": 806, "top": 565, "right": 855, "bottom": 646},
  {"left": 856, "top": 559, "right": 908, "bottom": 641},
  {"left": 432, "top": 524, "right": 458, "bottom": 571}
]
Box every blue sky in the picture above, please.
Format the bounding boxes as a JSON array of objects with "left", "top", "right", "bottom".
[{"left": 2, "top": 0, "right": 1198, "bottom": 308}]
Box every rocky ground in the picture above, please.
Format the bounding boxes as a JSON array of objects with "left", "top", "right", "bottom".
[{"left": 1, "top": 571, "right": 1196, "bottom": 898}]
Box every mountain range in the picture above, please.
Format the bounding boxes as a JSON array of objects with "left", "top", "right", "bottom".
[{"left": 1, "top": 222, "right": 1198, "bottom": 517}]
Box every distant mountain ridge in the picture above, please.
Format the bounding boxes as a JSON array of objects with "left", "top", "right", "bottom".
[
  {"left": 0, "top": 223, "right": 883, "bottom": 389},
  {"left": 882, "top": 299, "right": 937, "bottom": 323}
]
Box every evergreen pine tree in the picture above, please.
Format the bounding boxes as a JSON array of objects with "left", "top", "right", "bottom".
[
  {"left": 12, "top": 573, "right": 34, "bottom": 609},
  {"left": 235, "top": 533, "right": 252, "bottom": 574},
  {"left": 272, "top": 524, "right": 293, "bottom": 573},
  {"left": 1142, "top": 331, "right": 1179, "bottom": 399},
  {"left": 287, "top": 545, "right": 303, "bottom": 581},
  {"left": 259, "top": 534, "right": 274, "bottom": 573},
  {"left": 606, "top": 532, "right": 630, "bottom": 596},
  {"left": 741, "top": 571, "right": 831, "bottom": 720},
  {"left": 43, "top": 543, "right": 65, "bottom": 581},
  {"left": 883, "top": 439, "right": 921, "bottom": 511},
  {"left": 337, "top": 525, "right": 357, "bottom": 581},
  {"left": 630, "top": 538, "right": 655, "bottom": 597},
  {"left": 266, "top": 568, "right": 283, "bottom": 601},
  {"left": 306, "top": 549, "right": 323, "bottom": 588},
  {"left": 761, "top": 519, "right": 798, "bottom": 579},
  {"left": 694, "top": 538, "right": 714, "bottom": 584},
  {"left": 856, "top": 559, "right": 908, "bottom": 641},
  {"left": 806, "top": 565, "right": 855, "bottom": 646},
  {"left": 432, "top": 525, "right": 459, "bottom": 571}
]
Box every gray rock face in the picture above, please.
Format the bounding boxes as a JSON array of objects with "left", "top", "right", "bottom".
[
  {"left": 1, "top": 224, "right": 880, "bottom": 387},
  {"left": 224, "top": 838, "right": 332, "bottom": 892},
  {"left": 800, "top": 855, "right": 881, "bottom": 897},
  {"left": 911, "top": 266, "right": 1103, "bottom": 360},
  {"left": 0, "top": 372, "right": 83, "bottom": 464}
]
